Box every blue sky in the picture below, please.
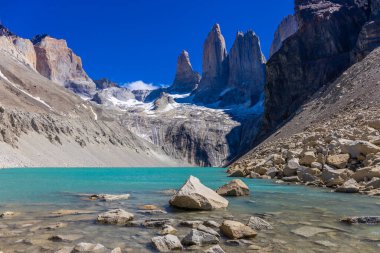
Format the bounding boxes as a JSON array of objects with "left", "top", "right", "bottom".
[{"left": 1, "top": 0, "right": 294, "bottom": 86}]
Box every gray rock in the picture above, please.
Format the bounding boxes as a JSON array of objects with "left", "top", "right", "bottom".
[
  {"left": 97, "top": 209, "right": 134, "bottom": 225},
  {"left": 197, "top": 224, "right": 220, "bottom": 238},
  {"left": 179, "top": 220, "right": 203, "bottom": 228},
  {"left": 181, "top": 229, "right": 219, "bottom": 246},
  {"left": 339, "top": 139, "right": 380, "bottom": 158},
  {"left": 247, "top": 216, "right": 273, "bottom": 230},
  {"left": 340, "top": 216, "right": 380, "bottom": 224},
  {"left": 48, "top": 234, "right": 83, "bottom": 242},
  {"left": 204, "top": 245, "right": 226, "bottom": 253},
  {"left": 203, "top": 220, "right": 221, "bottom": 228},
  {"left": 151, "top": 234, "right": 183, "bottom": 252}
]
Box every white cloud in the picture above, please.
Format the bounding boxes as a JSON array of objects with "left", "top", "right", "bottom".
[{"left": 123, "top": 80, "right": 159, "bottom": 91}]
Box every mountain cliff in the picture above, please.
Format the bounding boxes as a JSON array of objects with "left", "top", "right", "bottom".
[
  {"left": 264, "top": 0, "right": 371, "bottom": 131},
  {"left": 269, "top": 15, "right": 298, "bottom": 57}
]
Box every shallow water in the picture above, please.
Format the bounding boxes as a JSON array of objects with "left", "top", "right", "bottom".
[{"left": 0, "top": 167, "right": 379, "bottom": 252}]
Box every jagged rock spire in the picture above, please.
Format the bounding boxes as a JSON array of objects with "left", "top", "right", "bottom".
[
  {"left": 201, "top": 23, "right": 227, "bottom": 85},
  {"left": 225, "top": 30, "right": 266, "bottom": 106},
  {"left": 170, "top": 50, "right": 200, "bottom": 93}
]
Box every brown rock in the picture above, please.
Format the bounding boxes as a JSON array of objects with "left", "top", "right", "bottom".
[
  {"left": 216, "top": 179, "right": 249, "bottom": 196},
  {"left": 170, "top": 50, "right": 200, "bottom": 93},
  {"left": 220, "top": 220, "right": 257, "bottom": 239},
  {"left": 326, "top": 154, "right": 350, "bottom": 169}
]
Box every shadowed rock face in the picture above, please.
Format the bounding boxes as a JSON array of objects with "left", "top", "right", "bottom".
[
  {"left": 269, "top": 15, "right": 298, "bottom": 57},
  {"left": 223, "top": 31, "right": 266, "bottom": 107},
  {"left": 32, "top": 35, "right": 96, "bottom": 96},
  {"left": 170, "top": 50, "right": 200, "bottom": 93},
  {"left": 264, "top": 0, "right": 369, "bottom": 131},
  {"left": 94, "top": 78, "right": 119, "bottom": 90}
]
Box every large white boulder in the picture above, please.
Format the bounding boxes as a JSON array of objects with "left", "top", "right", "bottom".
[{"left": 169, "top": 176, "right": 228, "bottom": 210}]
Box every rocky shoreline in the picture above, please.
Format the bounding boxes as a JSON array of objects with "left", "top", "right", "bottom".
[
  {"left": 1, "top": 175, "right": 379, "bottom": 253},
  {"left": 229, "top": 119, "right": 380, "bottom": 196}
]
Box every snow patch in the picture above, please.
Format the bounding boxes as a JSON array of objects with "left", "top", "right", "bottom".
[{"left": 89, "top": 106, "right": 98, "bottom": 120}]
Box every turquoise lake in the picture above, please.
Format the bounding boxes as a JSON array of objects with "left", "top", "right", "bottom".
[{"left": 0, "top": 167, "right": 379, "bottom": 252}]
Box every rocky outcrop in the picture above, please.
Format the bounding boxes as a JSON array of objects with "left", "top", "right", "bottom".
[
  {"left": 269, "top": 15, "right": 298, "bottom": 57},
  {"left": 169, "top": 176, "right": 229, "bottom": 210},
  {"left": 94, "top": 78, "right": 119, "bottom": 90},
  {"left": 32, "top": 35, "right": 96, "bottom": 96},
  {"left": 92, "top": 87, "right": 135, "bottom": 106},
  {"left": 0, "top": 25, "right": 37, "bottom": 69},
  {"left": 153, "top": 93, "right": 175, "bottom": 111},
  {"left": 264, "top": 0, "right": 369, "bottom": 131},
  {"left": 169, "top": 50, "right": 200, "bottom": 93},
  {"left": 221, "top": 31, "right": 266, "bottom": 107}
]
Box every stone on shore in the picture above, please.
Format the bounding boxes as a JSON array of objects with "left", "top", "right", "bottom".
[
  {"left": 48, "top": 234, "right": 83, "bottom": 242},
  {"left": 352, "top": 166, "right": 380, "bottom": 182},
  {"left": 151, "top": 234, "right": 183, "bottom": 252},
  {"left": 181, "top": 229, "right": 219, "bottom": 246},
  {"left": 97, "top": 209, "right": 134, "bottom": 225},
  {"left": 204, "top": 245, "right": 226, "bottom": 253},
  {"left": 247, "top": 216, "right": 273, "bottom": 230},
  {"left": 327, "top": 154, "right": 350, "bottom": 169},
  {"left": 335, "top": 179, "right": 360, "bottom": 193},
  {"left": 160, "top": 225, "right": 177, "bottom": 235},
  {"left": 220, "top": 220, "right": 257, "bottom": 239},
  {"left": 197, "top": 224, "right": 220, "bottom": 238},
  {"left": 169, "top": 176, "right": 228, "bottom": 210},
  {"left": 216, "top": 179, "right": 249, "bottom": 196},
  {"left": 340, "top": 139, "right": 380, "bottom": 158}
]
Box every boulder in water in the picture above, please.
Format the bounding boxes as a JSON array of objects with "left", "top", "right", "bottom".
[{"left": 169, "top": 176, "right": 228, "bottom": 210}]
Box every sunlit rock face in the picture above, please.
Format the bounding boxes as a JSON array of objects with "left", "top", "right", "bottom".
[
  {"left": 269, "top": 15, "right": 298, "bottom": 57},
  {"left": 32, "top": 35, "right": 96, "bottom": 97},
  {"left": 0, "top": 25, "right": 37, "bottom": 70}
]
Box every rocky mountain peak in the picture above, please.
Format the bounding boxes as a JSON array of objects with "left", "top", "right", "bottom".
[
  {"left": 201, "top": 23, "right": 227, "bottom": 83},
  {"left": 269, "top": 15, "right": 298, "bottom": 57},
  {"left": 31, "top": 34, "right": 49, "bottom": 44},
  {"left": 33, "top": 35, "right": 96, "bottom": 96},
  {"left": 0, "top": 24, "right": 13, "bottom": 37},
  {"left": 170, "top": 50, "right": 200, "bottom": 93},
  {"left": 94, "top": 78, "right": 120, "bottom": 90},
  {"left": 224, "top": 30, "right": 266, "bottom": 107}
]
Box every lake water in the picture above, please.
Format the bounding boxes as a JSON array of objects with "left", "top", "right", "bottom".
[{"left": 0, "top": 167, "right": 379, "bottom": 252}]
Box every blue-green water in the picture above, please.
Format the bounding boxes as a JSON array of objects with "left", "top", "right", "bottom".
[{"left": 0, "top": 168, "right": 379, "bottom": 252}]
